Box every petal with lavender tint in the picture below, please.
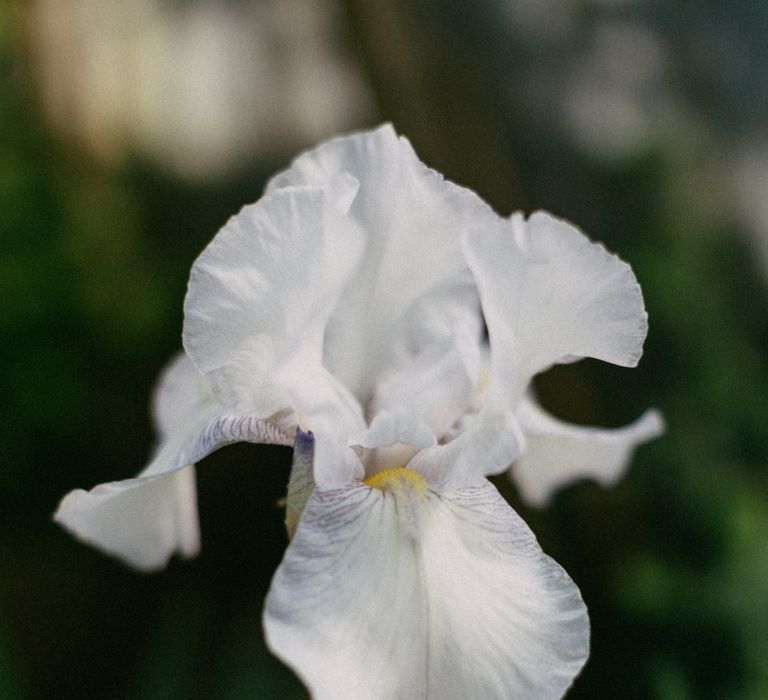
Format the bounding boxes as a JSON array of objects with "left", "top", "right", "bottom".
[
  {"left": 183, "top": 182, "right": 367, "bottom": 486},
  {"left": 285, "top": 428, "right": 315, "bottom": 539},
  {"left": 265, "top": 479, "right": 588, "bottom": 699},
  {"left": 55, "top": 354, "right": 293, "bottom": 570}
]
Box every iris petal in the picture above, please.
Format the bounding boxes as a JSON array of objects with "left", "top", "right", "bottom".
[
  {"left": 55, "top": 354, "right": 293, "bottom": 570},
  {"left": 183, "top": 182, "right": 367, "bottom": 485},
  {"left": 513, "top": 393, "right": 665, "bottom": 506},
  {"left": 463, "top": 210, "right": 648, "bottom": 408},
  {"left": 269, "top": 124, "right": 495, "bottom": 401},
  {"left": 265, "top": 479, "right": 588, "bottom": 699}
]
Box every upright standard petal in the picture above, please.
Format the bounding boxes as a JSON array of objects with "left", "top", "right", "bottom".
[
  {"left": 370, "top": 339, "right": 475, "bottom": 439},
  {"left": 268, "top": 124, "right": 496, "bottom": 400},
  {"left": 183, "top": 180, "right": 362, "bottom": 406},
  {"left": 183, "top": 182, "right": 367, "bottom": 486},
  {"left": 463, "top": 211, "right": 648, "bottom": 408},
  {"left": 370, "top": 274, "right": 484, "bottom": 437},
  {"left": 513, "top": 394, "right": 665, "bottom": 506},
  {"left": 265, "top": 479, "right": 588, "bottom": 699},
  {"left": 55, "top": 354, "right": 293, "bottom": 570}
]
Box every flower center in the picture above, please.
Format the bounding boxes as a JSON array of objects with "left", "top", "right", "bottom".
[{"left": 364, "top": 467, "right": 428, "bottom": 495}]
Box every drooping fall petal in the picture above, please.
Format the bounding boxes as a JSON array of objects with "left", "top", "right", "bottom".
[
  {"left": 513, "top": 394, "right": 665, "bottom": 506},
  {"left": 55, "top": 354, "right": 292, "bottom": 570},
  {"left": 265, "top": 479, "right": 588, "bottom": 699}
]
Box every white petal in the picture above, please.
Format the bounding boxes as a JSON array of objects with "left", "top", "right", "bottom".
[
  {"left": 370, "top": 341, "right": 474, "bottom": 440},
  {"left": 383, "top": 271, "right": 483, "bottom": 364},
  {"left": 265, "top": 480, "right": 589, "bottom": 699},
  {"left": 55, "top": 357, "right": 293, "bottom": 570},
  {"left": 370, "top": 275, "right": 483, "bottom": 438},
  {"left": 352, "top": 406, "right": 436, "bottom": 451},
  {"left": 463, "top": 210, "right": 648, "bottom": 406},
  {"left": 513, "top": 395, "right": 665, "bottom": 506},
  {"left": 269, "top": 124, "right": 497, "bottom": 400},
  {"left": 408, "top": 408, "right": 524, "bottom": 488},
  {"left": 350, "top": 406, "right": 436, "bottom": 474},
  {"left": 151, "top": 351, "right": 209, "bottom": 438},
  {"left": 54, "top": 467, "right": 200, "bottom": 571},
  {"left": 279, "top": 362, "right": 366, "bottom": 488},
  {"left": 183, "top": 182, "right": 367, "bottom": 485},
  {"left": 183, "top": 181, "right": 362, "bottom": 409}
]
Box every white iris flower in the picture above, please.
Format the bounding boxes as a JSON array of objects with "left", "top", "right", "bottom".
[{"left": 55, "top": 125, "right": 662, "bottom": 698}]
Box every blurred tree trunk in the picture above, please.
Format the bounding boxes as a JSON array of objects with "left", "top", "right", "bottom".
[{"left": 343, "top": 0, "right": 521, "bottom": 214}]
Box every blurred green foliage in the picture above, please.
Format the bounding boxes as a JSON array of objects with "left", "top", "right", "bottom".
[{"left": 2, "top": 1, "right": 768, "bottom": 698}]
